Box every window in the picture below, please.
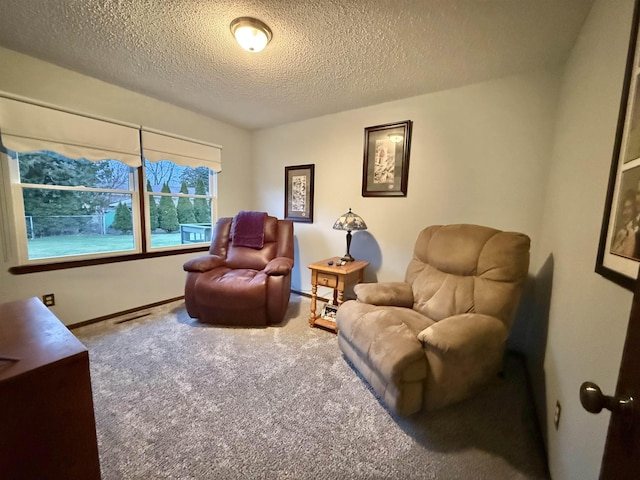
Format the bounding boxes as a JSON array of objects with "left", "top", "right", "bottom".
[
  {"left": 0, "top": 95, "right": 222, "bottom": 268},
  {"left": 13, "top": 151, "right": 138, "bottom": 261},
  {"left": 141, "top": 129, "right": 221, "bottom": 252},
  {"left": 144, "top": 160, "right": 215, "bottom": 249}
]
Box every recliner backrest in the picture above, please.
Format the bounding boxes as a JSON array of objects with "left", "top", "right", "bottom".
[
  {"left": 404, "top": 224, "right": 530, "bottom": 327},
  {"left": 208, "top": 215, "right": 293, "bottom": 271}
]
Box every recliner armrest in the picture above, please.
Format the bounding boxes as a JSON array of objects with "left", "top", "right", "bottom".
[
  {"left": 264, "top": 257, "right": 293, "bottom": 276},
  {"left": 417, "top": 313, "right": 508, "bottom": 358},
  {"left": 183, "top": 255, "right": 226, "bottom": 273},
  {"left": 354, "top": 282, "right": 414, "bottom": 307}
]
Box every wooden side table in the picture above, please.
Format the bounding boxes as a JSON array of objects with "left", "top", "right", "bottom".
[{"left": 308, "top": 256, "right": 368, "bottom": 333}]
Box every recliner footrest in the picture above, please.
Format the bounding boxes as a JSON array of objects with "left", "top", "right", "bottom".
[
  {"left": 336, "top": 301, "right": 429, "bottom": 416},
  {"left": 338, "top": 333, "right": 425, "bottom": 416}
]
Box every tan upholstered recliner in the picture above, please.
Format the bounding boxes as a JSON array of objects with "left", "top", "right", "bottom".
[
  {"left": 183, "top": 212, "right": 294, "bottom": 326},
  {"left": 335, "top": 224, "right": 530, "bottom": 416}
]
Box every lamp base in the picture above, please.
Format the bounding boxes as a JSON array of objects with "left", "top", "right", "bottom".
[
  {"left": 341, "top": 253, "right": 355, "bottom": 262},
  {"left": 341, "top": 231, "right": 355, "bottom": 262}
]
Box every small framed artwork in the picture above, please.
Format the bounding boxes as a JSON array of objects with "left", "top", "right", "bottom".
[
  {"left": 362, "top": 120, "right": 413, "bottom": 197},
  {"left": 321, "top": 303, "right": 338, "bottom": 322},
  {"left": 596, "top": 5, "right": 640, "bottom": 291},
  {"left": 284, "top": 164, "right": 314, "bottom": 223}
]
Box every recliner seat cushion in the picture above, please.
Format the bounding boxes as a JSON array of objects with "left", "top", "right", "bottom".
[{"left": 194, "top": 268, "right": 267, "bottom": 309}]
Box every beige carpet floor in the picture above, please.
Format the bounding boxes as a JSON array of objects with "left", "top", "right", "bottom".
[{"left": 73, "top": 294, "right": 549, "bottom": 480}]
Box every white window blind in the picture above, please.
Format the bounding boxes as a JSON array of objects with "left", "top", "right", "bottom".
[
  {"left": 0, "top": 96, "right": 141, "bottom": 167},
  {"left": 141, "top": 129, "right": 222, "bottom": 172}
]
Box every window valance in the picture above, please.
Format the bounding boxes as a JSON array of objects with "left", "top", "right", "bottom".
[
  {"left": 0, "top": 96, "right": 141, "bottom": 167},
  {"left": 141, "top": 129, "right": 222, "bottom": 172}
]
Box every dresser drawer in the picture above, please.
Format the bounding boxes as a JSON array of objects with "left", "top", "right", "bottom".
[{"left": 317, "top": 272, "right": 338, "bottom": 288}]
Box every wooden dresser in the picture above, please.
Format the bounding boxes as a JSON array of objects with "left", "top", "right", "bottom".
[{"left": 0, "top": 297, "right": 101, "bottom": 480}]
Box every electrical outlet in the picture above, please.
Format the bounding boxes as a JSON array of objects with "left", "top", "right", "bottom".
[
  {"left": 554, "top": 401, "right": 562, "bottom": 430},
  {"left": 42, "top": 293, "right": 55, "bottom": 307}
]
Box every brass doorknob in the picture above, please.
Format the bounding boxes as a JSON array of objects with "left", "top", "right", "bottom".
[{"left": 580, "top": 381, "right": 635, "bottom": 415}]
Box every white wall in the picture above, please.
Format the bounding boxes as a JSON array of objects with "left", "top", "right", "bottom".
[
  {"left": 253, "top": 69, "right": 560, "bottom": 323},
  {"left": 540, "top": 0, "right": 635, "bottom": 478},
  {"left": 0, "top": 47, "right": 253, "bottom": 325}
]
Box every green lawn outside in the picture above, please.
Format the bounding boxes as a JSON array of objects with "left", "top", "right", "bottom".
[{"left": 27, "top": 233, "right": 186, "bottom": 260}]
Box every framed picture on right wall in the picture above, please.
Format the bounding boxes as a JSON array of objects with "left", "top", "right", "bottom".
[
  {"left": 596, "top": 3, "right": 640, "bottom": 291},
  {"left": 361, "top": 120, "right": 413, "bottom": 197}
]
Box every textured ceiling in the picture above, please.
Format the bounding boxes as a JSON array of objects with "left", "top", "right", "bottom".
[{"left": 0, "top": 1, "right": 594, "bottom": 130}]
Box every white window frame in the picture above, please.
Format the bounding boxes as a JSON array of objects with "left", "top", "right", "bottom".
[
  {"left": 0, "top": 94, "right": 222, "bottom": 269},
  {"left": 2, "top": 153, "right": 219, "bottom": 264},
  {"left": 5, "top": 152, "right": 142, "bottom": 264},
  {"left": 142, "top": 164, "right": 218, "bottom": 253}
]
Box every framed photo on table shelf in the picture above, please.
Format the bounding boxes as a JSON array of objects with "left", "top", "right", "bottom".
[
  {"left": 321, "top": 303, "right": 338, "bottom": 322},
  {"left": 596, "top": 7, "right": 640, "bottom": 291},
  {"left": 362, "top": 120, "right": 412, "bottom": 197},
  {"left": 284, "top": 164, "right": 314, "bottom": 223}
]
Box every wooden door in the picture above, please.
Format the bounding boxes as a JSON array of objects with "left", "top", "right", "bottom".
[{"left": 580, "top": 276, "right": 640, "bottom": 478}]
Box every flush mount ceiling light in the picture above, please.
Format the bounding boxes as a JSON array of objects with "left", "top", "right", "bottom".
[{"left": 230, "top": 17, "right": 272, "bottom": 53}]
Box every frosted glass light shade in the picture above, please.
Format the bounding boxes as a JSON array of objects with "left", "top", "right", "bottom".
[{"left": 231, "top": 17, "right": 272, "bottom": 53}]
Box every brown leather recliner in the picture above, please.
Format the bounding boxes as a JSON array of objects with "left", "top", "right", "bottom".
[
  {"left": 183, "top": 212, "right": 294, "bottom": 326},
  {"left": 336, "top": 224, "right": 530, "bottom": 416}
]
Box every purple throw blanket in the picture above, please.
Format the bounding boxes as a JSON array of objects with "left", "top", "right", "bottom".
[{"left": 232, "top": 211, "right": 267, "bottom": 249}]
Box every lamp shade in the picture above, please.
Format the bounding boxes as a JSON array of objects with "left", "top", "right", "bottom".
[
  {"left": 230, "top": 17, "right": 272, "bottom": 53},
  {"left": 332, "top": 208, "right": 367, "bottom": 232},
  {"left": 333, "top": 208, "right": 367, "bottom": 262}
]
